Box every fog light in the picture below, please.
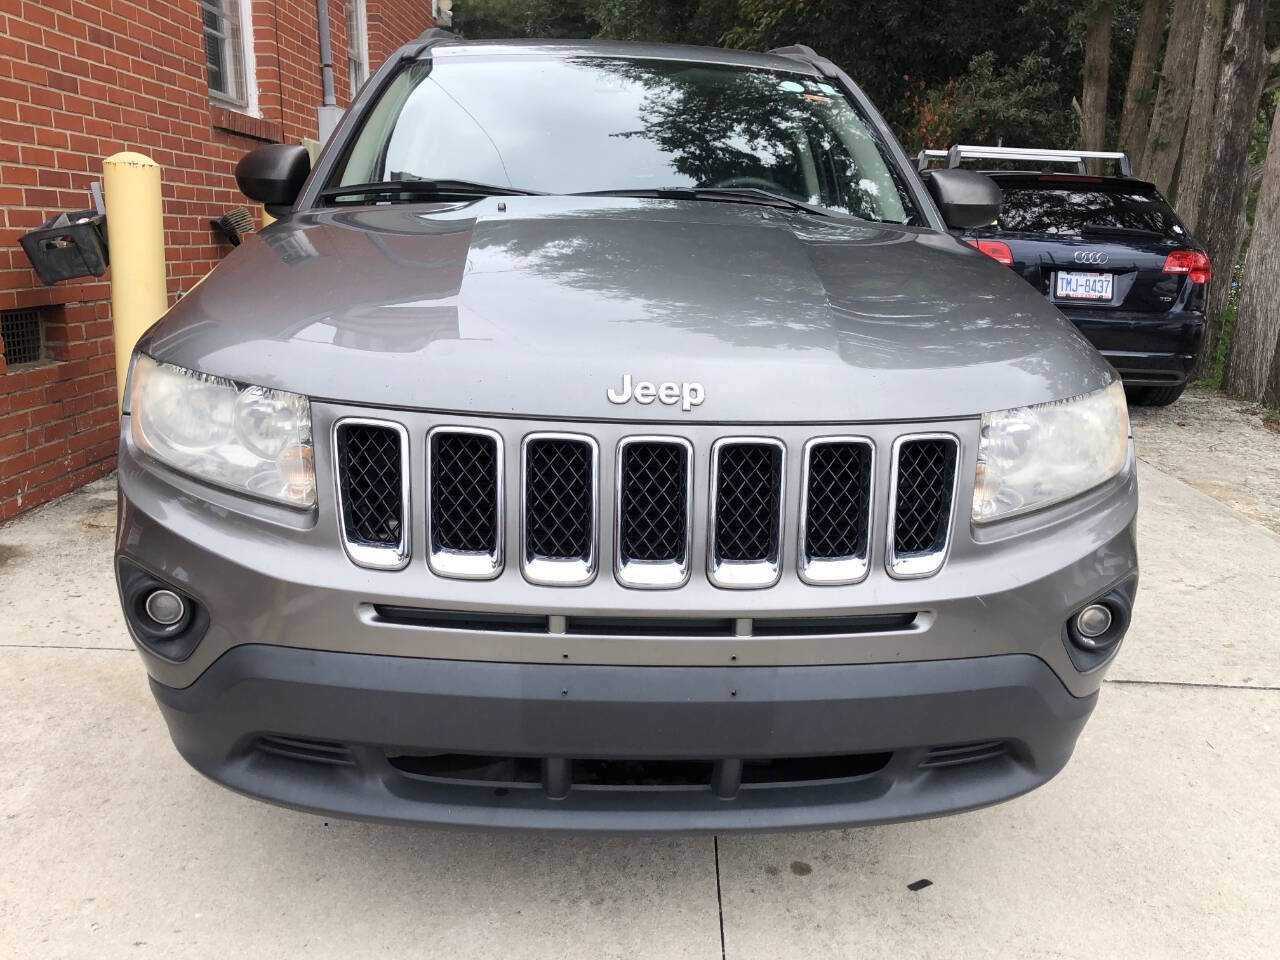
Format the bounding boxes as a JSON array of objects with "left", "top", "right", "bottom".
[
  {"left": 144, "top": 589, "right": 186, "bottom": 626},
  {"left": 1075, "top": 604, "right": 1113, "bottom": 642},
  {"left": 1063, "top": 578, "right": 1135, "bottom": 670}
]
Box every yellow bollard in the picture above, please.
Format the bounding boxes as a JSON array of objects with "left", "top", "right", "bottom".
[{"left": 104, "top": 152, "right": 168, "bottom": 412}]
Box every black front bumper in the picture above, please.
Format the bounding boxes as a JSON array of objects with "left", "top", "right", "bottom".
[{"left": 152, "top": 645, "right": 1096, "bottom": 832}]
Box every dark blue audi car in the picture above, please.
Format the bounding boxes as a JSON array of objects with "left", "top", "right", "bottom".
[{"left": 924, "top": 148, "right": 1209, "bottom": 406}]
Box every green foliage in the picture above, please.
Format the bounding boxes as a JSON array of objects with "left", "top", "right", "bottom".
[
  {"left": 1193, "top": 301, "right": 1237, "bottom": 390},
  {"left": 452, "top": 0, "right": 598, "bottom": 39},
  {"left": 1251, "top": 91, "right": 1279, "bottom": 167},
  {"left": 1195, "top": 241, "right": 1254, "bottom": 391},
  {"left": 935, "top": 50, "right": 1077, "bottom": 147}
]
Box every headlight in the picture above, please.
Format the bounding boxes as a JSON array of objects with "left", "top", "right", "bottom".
[
  {"left": 973, "top": 380, "right": 1129, "bottom": 522},
  {"left": 130, "top": 354, "right": 316, "bottom": 507}
]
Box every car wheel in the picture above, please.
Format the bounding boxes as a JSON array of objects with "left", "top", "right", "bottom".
[{"left": 1128, "top": 383, "right": 1186, "bottom": 407}]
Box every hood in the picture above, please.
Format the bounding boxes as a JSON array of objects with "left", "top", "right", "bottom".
[{"left": 143, "top": 196, "right": 1113, "bottom": 422}]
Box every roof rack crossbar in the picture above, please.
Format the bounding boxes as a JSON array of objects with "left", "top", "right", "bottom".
[
  {"left": 944, "top": 145, "right": 1133, "bottom": 177},
  {"left": 916, "top": 149, "right": 948, "bottom": 171}
]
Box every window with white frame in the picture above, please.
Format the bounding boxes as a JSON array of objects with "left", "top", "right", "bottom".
[
  {"left": 202, "top": 0, "right": 251, "bottom": 107},
  {"left": 345, "top": 0, "right": 370, "bottom": 97}
]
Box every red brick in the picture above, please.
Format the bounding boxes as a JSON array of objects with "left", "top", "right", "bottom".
[
  {"left": 0, "top": 432, "right": 28, "bottom": 458},
  {"left": 1, "top": 0, "right": 436, "bottom": 520},
  {"left": 41, "top": 418, "right": 75, "bottom": 443}
]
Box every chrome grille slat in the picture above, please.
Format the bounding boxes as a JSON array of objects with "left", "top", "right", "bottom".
[
  {"left": 799, "top": 437, "right": 874, "bottom": 585},
  {"left": 330, "top": 416, "right": 963, "bottom": 585},
  {"left": 708, "top": 438, "right": 785, "bottom": 589},
  {"left": 427, "top": 426, "right": 504, "bottom": 580},
  {"left": 333, "top": 418, "right": 410, "bottom": 571},
  {"left": 887, "top": 434, "right": 958, "bottom": 579},
  {"left": 522, "top": 433, "right": 599, "bottom": 586},
  {"left": 616, "top": 437, "right": 693, "bottom": 589}
]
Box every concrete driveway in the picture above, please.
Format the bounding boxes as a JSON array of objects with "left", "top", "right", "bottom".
[{"left": 2, "top": 405, "right": 1277, "bottom": 959}]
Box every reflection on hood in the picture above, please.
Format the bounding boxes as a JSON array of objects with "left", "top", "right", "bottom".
[{"left": 145, "top": 196, "right": 1110, "bottom": 422}]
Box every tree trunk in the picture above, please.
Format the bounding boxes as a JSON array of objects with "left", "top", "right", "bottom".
[
  {"left": 1190, "top": 0, "right": 1268, "bottom": 382},
  {"left": 1141, "top": 0, "right": 1205, "bottom": 192},
  {"left": 1119, "top": 0, "right": 1168, "bottom": 171},
  {"left": 1081, "top": 2, "right": 1113, "bottom": 173},
  {"left": 1224, "top": 96, "right": 1280, "bottom": 401},
  {"left": 1172, "top": 0, "right": 1226, "bottom": 228},
  {"left": 1266, "top": 317, "right": 1280, "bottom": 408}
]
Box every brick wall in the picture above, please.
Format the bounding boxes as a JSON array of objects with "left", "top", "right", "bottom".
[
  {"left": 0, "top": 0, "right": 434, "bottom": 522},
  {"left": 368, "top": 0, "right": 437, "bottom": 67}
]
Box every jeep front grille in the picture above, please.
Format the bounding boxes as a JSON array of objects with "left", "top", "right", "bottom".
[
  {"left": 427, "top": 427, "right": 503, "bottom": 579},
  {"left": 615, "top": 437, "right": 693, "bottom": 588},
  {"left": 708, "top": 439, "right": 785, "bottom": 588},
  {"left": 331, "top": 416, "right": 961, "bottom": 585},
  {"left": 888, "top": 434, "right": 958, "bottom": 578},
  {"left": 800, "top": 437, "right": 874, "bottom": 585},
  {"left": 333, "top": 419, "right": 410, "bottom": 570},
  {"left": 521, "top": 434, "right": 598, "bottom": 586}
]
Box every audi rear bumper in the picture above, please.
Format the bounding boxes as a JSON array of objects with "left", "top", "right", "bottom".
[{"left": 1064, "top": 308, "right": 1204, "bottom": 387}]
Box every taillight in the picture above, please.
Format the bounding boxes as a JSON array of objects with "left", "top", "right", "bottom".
[
  {"left": 966, "top": 238, "right": 1014, "bottom": 266},
  {"left": 1162, "top": 249, "right": 1210, "bottom": 285}
]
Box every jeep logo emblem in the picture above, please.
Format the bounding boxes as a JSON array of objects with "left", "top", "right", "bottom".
[{"left": 607, "top": 374, "right": 705, "bottom": 412}]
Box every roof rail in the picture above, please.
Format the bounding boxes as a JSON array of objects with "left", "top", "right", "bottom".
[
  {"left": 916, "top": 149, "right": 948, "bottom": 172},
  {"left": 404, "top": 27, "right": 459, "bottom": 59},
  {"left": 766, "top": 44, "right": 837, "bottom": 76},
  {"left": 944, "top": 145, "right": 1133, "bottom": 177},
  {"left": 415, "top": 27, "right": 459, "bottom": 43}
]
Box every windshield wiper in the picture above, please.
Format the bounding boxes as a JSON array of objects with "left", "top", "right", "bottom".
[
  {"left": 1081, "top": 222, "right": 1168, "bottom": 239},
  {"left": 320, "top": 179, "right": 542, "bottom": 204},
  {"left": 576, "top": 186, "right": 837, "bottom": 218}
]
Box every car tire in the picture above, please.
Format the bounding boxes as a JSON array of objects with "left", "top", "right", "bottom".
[{"left": 1128, "top": 383, "right": 1186, "bottom": 407}]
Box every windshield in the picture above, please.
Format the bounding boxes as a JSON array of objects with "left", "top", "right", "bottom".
[
  {"left": 330, "top": 55, "right": 916, "bottom": 223},
  {"left": 995, "top": 182, "right": 1187, "bottom": 239}
]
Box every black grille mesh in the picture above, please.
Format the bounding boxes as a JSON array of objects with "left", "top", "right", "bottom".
[
  {"left": 619, "top": 442, "right": 688, "bottom": 563},
  {"left": 430, "top": 432, "right": 498, "bottom": 553},
  {"left": 714, "top": 443, "right": 782, "bottom": 563},
  {"left": 525, "top": 439, "right": 593, "bottom": 560},
  {"left": 337, "top": 424, "right": 403, "bottom": 546},
  {"left": 804, "top": 442, "right": 872, "bottom": 560},
  {"left": 893, "top": 438, "right": 957, "bottom": 556}
]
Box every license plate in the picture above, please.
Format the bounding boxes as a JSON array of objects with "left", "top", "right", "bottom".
[{"left": 1056, "top": 271, "right": 1113, "bottom": 301}]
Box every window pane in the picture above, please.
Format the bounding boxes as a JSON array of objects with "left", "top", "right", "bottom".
[
  {"left": 997, "top": 184, "right": 1185, "bottom": 238},
  {"left": 334, "top": 57, "right": 915, "bottom": 223},
  {"left": 345, "top": 0, "right": 367, "bottom": 90},
  {"left": 203, "top": 0, "right": 247, "bottom": 106}
]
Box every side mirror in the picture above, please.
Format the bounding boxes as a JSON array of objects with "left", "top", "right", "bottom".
[
  {"left": 235, "top": 145, "right": 311, "bottom": 217},
  {"left": 925, "top": 169, "right": 1002, "bottom": 230}
]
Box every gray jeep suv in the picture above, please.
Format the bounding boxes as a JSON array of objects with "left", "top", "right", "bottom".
[{"left": 114, "top": 35, "right": 1138, "bottom": 831}]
